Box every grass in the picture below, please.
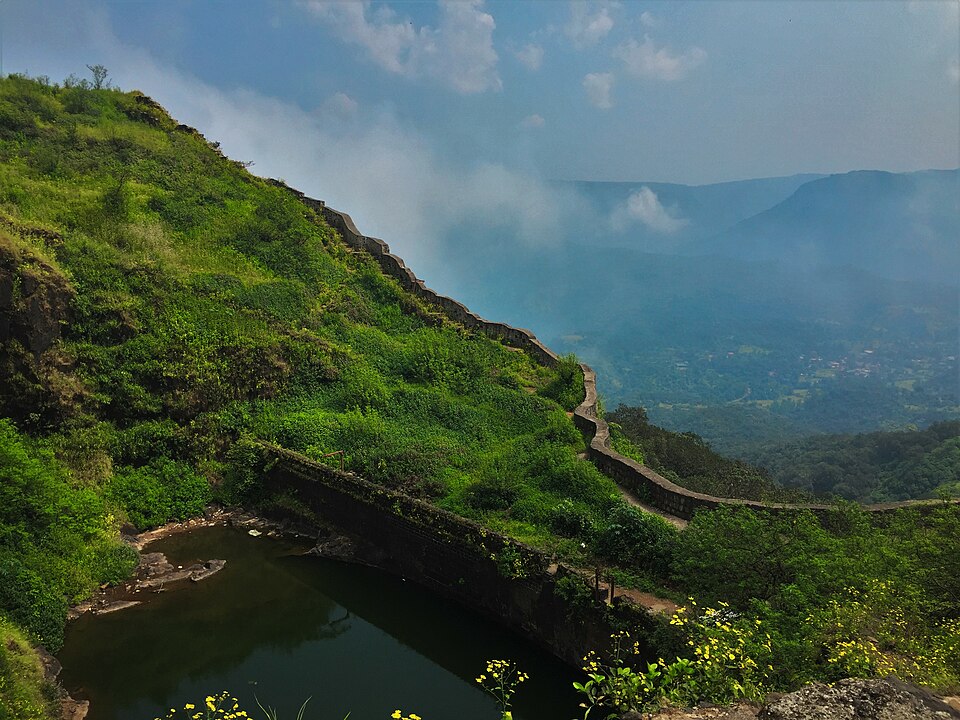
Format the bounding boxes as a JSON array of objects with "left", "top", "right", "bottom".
[{"left": 0, "top": 615, "right": 57, "bottom": 720}]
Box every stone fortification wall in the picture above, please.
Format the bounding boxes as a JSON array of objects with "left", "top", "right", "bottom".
[
  {"left": 276, "top": 183, "right": 957, "bottom": 521},
  {"left": 284, "top": 189, "right": 558, "bottom": 368},
  {"left": 573, "top": 360, "right": 958, "bottom": 520},
  {"left": 261, "top": 443, "right": 657, "bottom": 668}
]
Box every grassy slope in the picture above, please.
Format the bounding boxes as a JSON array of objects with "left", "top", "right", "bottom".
[{"left": 0, "top": 75, "right": 618, "bottom": 713}]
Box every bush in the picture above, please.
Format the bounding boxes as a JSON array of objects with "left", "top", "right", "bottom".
[
  {"left": 594, "top": 504, "right": 679, "bottom": 575},
  {"left": 538, "top": 354, "right": 584, "bottom": 410},
  {"left": 0, "top": 614, "right": 58, "bottom": 720},
  {"left": 0, "top": 556, "right": 67, "bottom": 650},
  {"left": 465, "top": 474, "right": 522, "bottom": 512},
  {"left": 107, "top": 458, "right": 210, "bottom": 530}
]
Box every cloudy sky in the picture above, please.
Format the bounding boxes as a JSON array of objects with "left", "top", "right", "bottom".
[{"left": 3, "top": 1, "right": 958, "bottom": 271}]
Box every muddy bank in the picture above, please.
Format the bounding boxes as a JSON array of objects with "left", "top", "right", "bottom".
[
  {"left": 50, "top": 508, "right": 320, "bottom": 720},
  {"left": 68, "top": 507, "right": 316, "bottom": 620}
]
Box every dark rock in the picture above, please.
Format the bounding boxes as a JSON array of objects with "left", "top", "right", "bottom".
[
  {"left": 35, "top": 644, "right": 62, "bottom": 682},
  {"left": 189, "top": 559, "right": 226, "bottom": 582},
  {"left": 759, "top": 678, "right": 960, "bottom": 720},
  {"left": 309, "top": 534, "right": 359, "bottom": 562},
  {"left": 61, "top": 697, "right": 90, "bottom": 720},
  {"left": 137, "top": 552, "right": 174, "bottom": 578}
]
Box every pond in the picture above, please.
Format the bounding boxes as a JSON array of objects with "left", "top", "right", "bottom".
[{"left": 58, "top": 526, "right": 582, "bottom": 720}]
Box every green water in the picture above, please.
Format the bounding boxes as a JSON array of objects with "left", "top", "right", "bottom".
[{"left": 58, "top": 526, "right": 581, "bottom": 720}]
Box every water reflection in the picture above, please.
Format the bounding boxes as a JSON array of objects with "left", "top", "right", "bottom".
[{"left": 58, "top": 527, "right": 579, "bottom": 720}]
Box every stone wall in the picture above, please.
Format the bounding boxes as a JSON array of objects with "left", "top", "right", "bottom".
[
  {"left": 277, "top": 183, "right": 958, "bottom": 521},
  {"left": 261, "top": 443, "right": 657, "bottom": 667}
]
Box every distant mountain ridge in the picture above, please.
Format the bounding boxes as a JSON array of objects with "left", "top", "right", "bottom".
[
  {"left": 565, "top": 173, "right": 825, "bottom": 245},
  {"left": 423, "top": 167, "right": 959, "bottom": 451},
  {"left": 692, "top": 169, "right": 960, "bottom": 286}
]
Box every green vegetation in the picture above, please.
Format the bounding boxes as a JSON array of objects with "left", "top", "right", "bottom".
[
  {"left": 743, "top": 420, "right": 960, "bottom": 501},
  {"left": 0, "top": 420, "right": 136, "bottom": 649},
  {"left": 0, "top": 72, "right": 606, "bottom": 716},
  {"left": 608, "top": 404, "right": 815, "bottom": 502},
  {"left": 0, "top": 616, "right": 57, "bottom": 720},
  {"left": 671, "top": 505, "right": 960, "bottom": 690}
]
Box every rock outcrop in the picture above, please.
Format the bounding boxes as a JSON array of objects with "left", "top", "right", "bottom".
[{"left": 758, "top": 678, "right": 960, "bottom": 720}]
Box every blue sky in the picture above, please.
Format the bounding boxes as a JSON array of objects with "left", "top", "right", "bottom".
[{"left": 3, "top": 1, "right": 958, "bottom": 272}]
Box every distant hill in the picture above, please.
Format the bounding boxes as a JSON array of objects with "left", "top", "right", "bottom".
[
  {"left": 608, "top": 404, "right": 816, "bottom": 503},
  {"left": 421, "top": 169, "right": 959, "bottom": 450},
  {"left": 565, "top": 173, "right": 824, "bottom": 248},
  {"left": 742, "top": 420, "right": 960, "bottom": 502},
  {"left": 694, "top": 170, "right": 960, "bottom": 286}
]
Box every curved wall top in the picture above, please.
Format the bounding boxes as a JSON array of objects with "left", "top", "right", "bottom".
[{"left": 275, "top": 181, "right": 957, "bottom": 522}]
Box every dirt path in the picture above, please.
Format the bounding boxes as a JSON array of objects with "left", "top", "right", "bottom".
[
  {"left": 619, "top": 485, "right": 689, "bottom": 530},
  {"left": 548, "top": 563, "right": 679, "bottom": 616}
]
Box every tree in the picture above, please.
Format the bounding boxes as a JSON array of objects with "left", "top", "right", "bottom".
[{"left": 86, "top": 64, "right": 109, "bottom": 90}]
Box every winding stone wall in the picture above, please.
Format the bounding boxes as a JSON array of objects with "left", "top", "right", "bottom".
[{"left": 278, "top": 183, "right": 958, "bottom": 521}]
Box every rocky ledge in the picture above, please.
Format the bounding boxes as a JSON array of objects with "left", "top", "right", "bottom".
[
  {"left": 759, "top": 678, "right": 960, "bottom": 720},
  {"left": 633, "top": 679, "right": 960, "bottom": 720}
]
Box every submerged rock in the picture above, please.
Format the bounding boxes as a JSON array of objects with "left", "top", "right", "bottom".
[
  {"left": 190, "top": 559, "right": 226, "bottom": 581},
  {"left": 93, "top": 600, "right": 141, "bottom": 615}
]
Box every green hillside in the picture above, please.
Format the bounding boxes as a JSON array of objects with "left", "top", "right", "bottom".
[
  {"left": 0, "top": 73, "right": 614, "bottom": 646},
  {"left": 743, "top": 421, "right": 960, "bottom": 502},
  {"left": 608, "top": 404, "right": 816, "bottom": 503}
]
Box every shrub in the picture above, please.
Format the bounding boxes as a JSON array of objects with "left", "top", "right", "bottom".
[
  {"left": 107, "top": 458, "right": 210, "bottom": 530},
  {"left": 0, "top": 556, "right": 67, "bottom": 650},
  {"left": 538, "top": 354, "right": 584, "bottom": 411},
  {"left": 594, "top": 504, "right": 679, "bottom": 575},
  {"left": 0, "top": 614, "right": 58, "bottom": 720}
]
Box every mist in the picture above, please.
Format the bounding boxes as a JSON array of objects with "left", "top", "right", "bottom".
[{"left": 3, "top": 0, "right": 588, "bottom": 298}]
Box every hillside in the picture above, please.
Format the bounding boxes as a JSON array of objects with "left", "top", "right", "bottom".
[
  {"left": 607, "top": 404, "right": 815, "bottom": 503},
  {"left": 743, "top": 420, "right": 960, "bottom": 502},
  {"left": 0, "top": 74, "right": 614, "bottom": 651},
  {"left": 1, "top": 74, "right": 959, "bottom": 718}
]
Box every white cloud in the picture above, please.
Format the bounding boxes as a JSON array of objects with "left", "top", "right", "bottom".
[
  {"left": 322, "top": 92, "right": 358, "bottom": 117},
  {"left": 950, "top": 59, "right": 960, "bottom": 84},
  {"left": 519, "top": 113, "right": 545, "bottom": 129},
  {"left": 613, "top": 187, "right": 689, "bottom": 234},
  {"left": 566, "top": 1, "right": 614, "bottom": 49},
  {"left": 639, "top": 11, "right": 657, "bottom": 28},
  {"left": 514, "top": 43, "right": 544, "bottom": 71},
  {"left": 6, "top": 0, "right": 589, "bottom": 284},
  {"left": 615, "top": 35, "right": 706, "bottom": 81},
  {"left": 583, "top": 72, "right": 614, "bottom": 109},
  {"left": 300, "top": 0, "right": 501, "bottom": 94}
]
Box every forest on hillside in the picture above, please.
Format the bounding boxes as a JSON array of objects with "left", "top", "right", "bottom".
[{"left": 743, "top": 420, "right": 960, "bottom": 502}]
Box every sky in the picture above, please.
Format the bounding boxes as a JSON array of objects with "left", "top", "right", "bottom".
[{"left": 2, "top": 0, "right": 958, "bottom": 272}]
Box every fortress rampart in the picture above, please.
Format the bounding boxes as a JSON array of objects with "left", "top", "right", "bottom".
[{"left": 275, "top": 182, "right": 956, "bottom": 521}]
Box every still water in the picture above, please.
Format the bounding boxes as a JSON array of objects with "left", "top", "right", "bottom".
[{"left": 58, "top": 526, "right": 581, "bottom": 720}]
